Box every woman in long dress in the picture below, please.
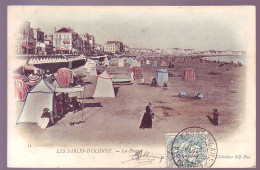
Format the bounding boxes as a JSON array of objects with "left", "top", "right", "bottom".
[{"left": 139, "top": 102, "right": 153, "bottom": 129}]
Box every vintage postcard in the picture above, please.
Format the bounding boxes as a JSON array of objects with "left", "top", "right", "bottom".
[{"left": 7, "top": 6, "right": 255, "bottom": 168}]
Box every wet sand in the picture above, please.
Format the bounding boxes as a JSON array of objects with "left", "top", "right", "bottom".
[{"left": 14, "top": 56, "right": 246, "bottom": 147}]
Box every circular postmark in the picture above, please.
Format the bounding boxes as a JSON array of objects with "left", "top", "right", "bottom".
[{"left": 171, "top": 127, "right": 218, "bottom": 168}]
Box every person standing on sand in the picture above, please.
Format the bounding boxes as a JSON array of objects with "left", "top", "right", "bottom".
[
  {"left": 139, "top": 102, "right": 154, "bottom": 129},
  {"left": 213, "top": 108, "right": 219, "bottom": 126},
  {"left": 130, "top": 71, "right": 134, "bottom": 82}
]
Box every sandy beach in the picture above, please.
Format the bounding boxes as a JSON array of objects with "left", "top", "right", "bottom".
[{"left": 14, "top": 56, "right": 246, "bottom": 147}]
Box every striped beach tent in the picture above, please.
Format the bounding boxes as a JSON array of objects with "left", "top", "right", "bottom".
[
  {"left": 131, "top": 66, "right": 142, "bottom": 79},
  {"left": 13, "top": 74, "right": 28, "bottom": 82},
  {"left": 56, "top": 68, "right": 73, "bottom": 87},
  {"left": 14, "top": 79, "right": 30, "bottom": 101},
  {"left": 184, "top": 68, "right": 196, "bottom": 81},
  {"left": 28, "top": 74, "right": 42, "bottom": 86}
]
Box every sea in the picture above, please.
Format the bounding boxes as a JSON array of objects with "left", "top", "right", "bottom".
[{"left": 203, "top": 55, "right": 248, "bottom": 65}]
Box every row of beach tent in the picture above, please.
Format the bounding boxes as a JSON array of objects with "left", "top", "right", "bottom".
[
  {"left": 16, "top": 70, "right": 115, "bottom": 125},
  {"left": 15, "top": 67, "right": 195, "bottom": 128}
]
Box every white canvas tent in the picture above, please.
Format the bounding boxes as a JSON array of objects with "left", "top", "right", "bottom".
[
  {"left": 118, "top": 58, "right": 124, "bottom": 67},
  {"left": 84, "top": 60, "right": 96, "bottom": 72},
  {"left": 93, "top": 70, "right": 115, "bottom": 98},
  {"left": 52, "top": 80, "right": 60, "bottom": 87},
  {"left": 16, "top": 78, "right": 56, "bottom": 125},
  {"left": 130, "top": 59, "right": 141, "bottom": 68},
  {"left": 104, "top": 57, "right": 110, "bottom": 66},
  {"left": 90, "top": 67, "right": 97, "bottom": 76},
  {"left": 146, "top": 60, "right": 150, "bottom": 65}
]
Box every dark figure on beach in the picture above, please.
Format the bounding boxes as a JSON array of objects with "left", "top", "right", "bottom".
[
  {"left": 71, "top": 97, "right": 80, "bottom": 113},
  {"left": 50, "top": 73, "right": 56, "bottom": 83},
  {"left": 169, "top": 62, "right": 174, "bottom": 68},
  {"left": 41, "top": 108, "right": 53, "bottom": 127},
  {"left": 56, "top": 99, "right": 63, "bottom": 116},
  {"left": 140, "top": 102, "right": 154, "bottom": 129},
  {"left": 42, "top": 74, "right": 47, "bottom": 79},
  {"left": 163, "top": 81, "right": 168, "bottom": 90},
  {"left": 151, "top": 77, "right": 157, "bottom": 87},
  {"left": 213, "top": 108, "right": 219, "bottom": 126}
]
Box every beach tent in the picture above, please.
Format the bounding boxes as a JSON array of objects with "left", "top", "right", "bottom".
[
  {"left": 93, "top": 70, "right": 115, "bottom": 98},
  {"left": 130, "top": 59, "right": 141, "bottom": 68},
  {"left": 16, "top": 78, "right": 56, "bottom": 125},
  {"left": 160, "top": 61, "right": 167, "bottom": 67},
  {"left": 184, "top": 68, "right": 196, "bottom": 81},
  {"left": 156, "top": 69, "right": 168, "bottom": 85},
  {"left": 13, "top": 74, "right": 28, "bottom": 82},
  {"left": 104, "top": 57, "right": 110, "bottom": 66},
  {"left": 84, "top": 60, "right": 96, "bottom": 72},
  {"left": 128, "top": 58, "right": 133, "bottom": 65},
  {"left": 146, "top": 60, "right": 150, "bottom": 65},
  {"left": 90, "top": 66, "right": 97, "bottom": 76},
  {"left": 52, "top": 80, "right": 60, "bottom": 87},
  {"left": 118, "top": 58, "right": 124, "bottom": 67},
  {"left": 56, "top": 68, "right": 73, "bottom": 88},
  {"left": 131, "top": 66, "right": 142, "bottom": 79},
  {"left": 14, "top": 79, "right": 30, "bottom": 101},
  {"left": 152, "top": 61, "right": 157, "bottom": 68}
]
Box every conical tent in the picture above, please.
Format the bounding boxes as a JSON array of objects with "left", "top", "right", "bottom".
[
  {"left": 16, "top": 78, "right": 56, "bottom": 125},
  {"left": 93, "top": 70, "right": 115, "bottom": 98},
  {"left": 152, "top": 61, "right": 157, "bottom": 68},
  {"left": 52, "top": 80, "right": 60, "bottom": 87},
  {"left": 156, "top": 69, "right": 168, "bottom": 85},
  {"left": 130, "top": 59, "right": 141, "bottom": 68},
  {"left": 160, "top": 61, "right": 167, "bottom": 66}
]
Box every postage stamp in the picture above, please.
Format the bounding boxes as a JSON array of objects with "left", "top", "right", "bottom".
[{"left": 166, "top": 127, "right": 218, "bottom": 168}]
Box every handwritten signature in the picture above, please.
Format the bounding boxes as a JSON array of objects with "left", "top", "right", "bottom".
[{"left": 121, "top": 149, "right": 164, "bottom": 167}]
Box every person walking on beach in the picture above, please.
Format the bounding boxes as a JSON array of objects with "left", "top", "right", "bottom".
[
  {"left": 151, "top": 77, "right": 157, "bottom": 87},
  {"left": 163, "top": 81, "right": 168, "bottom": 90},
  {"left": 213, "top": 108, "right": 219, "bottom": 126},
  {"left": 139, "top": 102, "right": 154, "bottom": 129}
]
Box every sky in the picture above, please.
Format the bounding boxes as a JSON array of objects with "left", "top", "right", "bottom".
[{"left": 8, "top": 6, "right": 255, "bottom": 51}]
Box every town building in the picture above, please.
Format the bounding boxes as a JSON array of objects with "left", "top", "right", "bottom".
[
  {"left": 104, "top": 41, "right": 124, "bottom": 54},
  {"left": 53, "top": 27, "right": 82, "bottom": 55},
  {"left": 17, "top": 21, "right": 36, "bottom": 54}
]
